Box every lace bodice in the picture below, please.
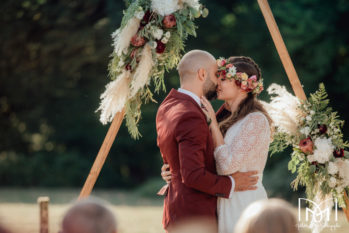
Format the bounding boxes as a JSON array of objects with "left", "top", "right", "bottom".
[{"left": 214, "top": 112, "right": 271, "bottom": 175}]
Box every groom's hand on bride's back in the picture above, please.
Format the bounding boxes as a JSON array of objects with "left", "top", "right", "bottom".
[{"left": 231, "top": 171, "right": 259, "bottom": 192}]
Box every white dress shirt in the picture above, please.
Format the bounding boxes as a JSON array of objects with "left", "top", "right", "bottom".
[{"left": 177, "top": 88, "right": 235, "bottom": 197}]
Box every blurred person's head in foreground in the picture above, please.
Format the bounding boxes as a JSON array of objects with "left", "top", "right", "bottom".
[
  {"left": 0, "top": 224, "right": 11, "bottom": 233},
  {"left": 168, "top": 217, "right": 217, "bottom": 233},
  {"left": 60, "top": 197, "right": 117, "bottom": 233},
  {"left": 234, "top": 198, "right": 298, "bottom": 233}
]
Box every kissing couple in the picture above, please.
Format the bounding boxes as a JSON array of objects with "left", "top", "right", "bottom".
[{"left": 156, "top": 50, "right": 273, "bottom": 233}]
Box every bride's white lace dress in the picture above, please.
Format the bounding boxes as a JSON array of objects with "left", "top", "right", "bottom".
[{"left": 214, "top": 111, "right": 271, "bottom": 233}]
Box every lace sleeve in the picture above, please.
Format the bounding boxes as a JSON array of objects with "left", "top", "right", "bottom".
[{"left": 214, "top": 112, "right": 270, "bottom": 175}]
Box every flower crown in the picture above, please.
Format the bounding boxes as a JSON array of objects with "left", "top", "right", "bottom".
[{"left": 216, "top": 58, "right": 264, "bottom": 95}]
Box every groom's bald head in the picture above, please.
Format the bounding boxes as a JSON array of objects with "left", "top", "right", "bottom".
[{"left": 177, "top": 50, "right": 216, "bottom": 84}]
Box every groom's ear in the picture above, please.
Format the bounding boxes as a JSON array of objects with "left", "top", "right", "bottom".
[{"left": 197, "top": 68, "right": 207, "bottom": 82}]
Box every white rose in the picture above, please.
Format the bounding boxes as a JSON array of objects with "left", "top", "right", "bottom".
[
  {"left": 165, "top": 31, "right": 171, "bottom": 38},
  {"left": 328, "top": 162, "right": 338, "bottom": 175},
  {"left": 151, "top": 0, "right": 180, "bottom": 16},
  {"left": 135, "top": 11, "right": 145, "bottom": 20},
  {"left": 152, "top": 28, "right": 163, "bottom": 40},
  {"left": 328, "top": 177, "right": 337, "bottom": 188},
  {"left": 161, "top": 37, "right": 168, "bottom": 44},
  {"left": 312, "top": 138, "right": 334, "bottom": 164}
]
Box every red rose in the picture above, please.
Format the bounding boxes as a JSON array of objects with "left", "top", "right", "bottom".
[
  {"left": 299, "top": 137, "right": 314, "bottom": 154},
  {"left": 156, "top": 40, "right": 166, "bottom": 53},
  {"left": 141, "top": 11, "right": 154, "bottom": 26},
  {"left": 162, "top": 14, "right": 176, "bottom": 28},
  {"left": 131, "top": 34, "right": 146, "bottom": 47},
  {"left": 333, "top": 148, "right": 345, "bottom": 158},
  {"left": 235, "top": 80, "right": 241, "bottom": 86},
  {"left": 318, "top": 124, "right": 327, "bottom": 134},
  {"left": 125, "top": 64, "right": 132, "bottom": 71}
]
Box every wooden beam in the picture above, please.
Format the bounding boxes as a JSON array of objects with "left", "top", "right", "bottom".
[
  {"left": 38, "top": 196, "right": 49, "bottom": 233},
  {"left": 78, "top": 107, "right": 126, "bottom": 199},
  {"left": 257, "top": 0, "right": 307, "bottom": 100}
]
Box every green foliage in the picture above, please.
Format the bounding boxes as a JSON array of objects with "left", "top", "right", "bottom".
[{"left": 269, "top": 132, "right": 292, "bottom": 156}]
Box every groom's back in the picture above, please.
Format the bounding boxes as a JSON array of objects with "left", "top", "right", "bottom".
[{"left": 156, "top": 89, "right": 219, "bottom": 230}]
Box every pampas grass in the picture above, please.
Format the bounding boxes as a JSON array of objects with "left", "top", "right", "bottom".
[
  {"left": 113, "top": 17, "right": 141, "bottom": 56},
  {"left": 129, "top": 44, "right": 153, "bottom": 98},
  {"left": 97, "top": 71, "right": 131, "bottom": 124},
  {"left": 263, "top": 83, "right": 303, "bottom": 135}
]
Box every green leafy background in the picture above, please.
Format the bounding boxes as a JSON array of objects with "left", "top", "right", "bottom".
[{"left": 1, "top": 0, "right": 348, "bottom": 201}]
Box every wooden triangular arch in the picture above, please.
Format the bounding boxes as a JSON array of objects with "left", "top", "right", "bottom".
[{"left": 78, "top": 0, "right": 306, "bottom": 199}]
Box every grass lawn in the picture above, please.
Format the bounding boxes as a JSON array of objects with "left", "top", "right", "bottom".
[{"left": 0, "top": 188, "right": 348, "bottom": 233}]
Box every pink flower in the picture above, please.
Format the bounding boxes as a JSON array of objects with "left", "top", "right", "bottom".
[
  {"left": 163, "top": 14, "right": 176, "bottom": 28},
  {"left": 249, "top": 75, "right": 257, "bottom": 81},
  {"left": 131, "top": 34, "right": 146, "bottom": 47},
  {"left": 221, "top": 59, "right": 226, "bottom": 66},
  {"left": 226, "top": 63, "right": 233, "bottom": 68}
]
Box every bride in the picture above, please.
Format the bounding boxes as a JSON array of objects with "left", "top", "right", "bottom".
[{"left": 161, "top": 56, "right": 273, "bottom": 233}]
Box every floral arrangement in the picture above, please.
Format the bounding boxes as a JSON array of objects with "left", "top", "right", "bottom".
[
  {"left": 97, "top": 0, "right": 208, "bottom": 138},
  {"left": 216, "top": 58, "right": 264, "bottom": 94},
  {"left": 267, "top": 83, "right": 349, "bottom": 208}
]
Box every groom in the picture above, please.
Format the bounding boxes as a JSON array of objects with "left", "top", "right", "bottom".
[{"left": 156, "top": 50, "right": 259, "bottom": 232}]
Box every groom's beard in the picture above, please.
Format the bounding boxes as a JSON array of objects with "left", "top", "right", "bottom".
[{"left": 204, "top": 77, "right": 218, "bottom": 101}]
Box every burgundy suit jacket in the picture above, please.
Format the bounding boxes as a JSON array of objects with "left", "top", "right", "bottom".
[{"left": 156, "top": 89, "right": 232, "bottom": 230}]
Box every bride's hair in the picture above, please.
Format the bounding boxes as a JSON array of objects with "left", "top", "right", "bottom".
[{"left": 217, "top": 56, "right": 273, "bottom": 136}]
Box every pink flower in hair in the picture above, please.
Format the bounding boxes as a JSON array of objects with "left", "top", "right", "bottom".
[{"left": 249, "top": 75, "right": 257, "bottom": 81}]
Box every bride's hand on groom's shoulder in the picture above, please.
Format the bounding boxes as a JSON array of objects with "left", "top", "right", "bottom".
[
  {"left": 200, "top": 96, "right": 218, "bottom": 128},
  {"left": 161, "top": 164, "right": 172, "bottom": 184}
]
